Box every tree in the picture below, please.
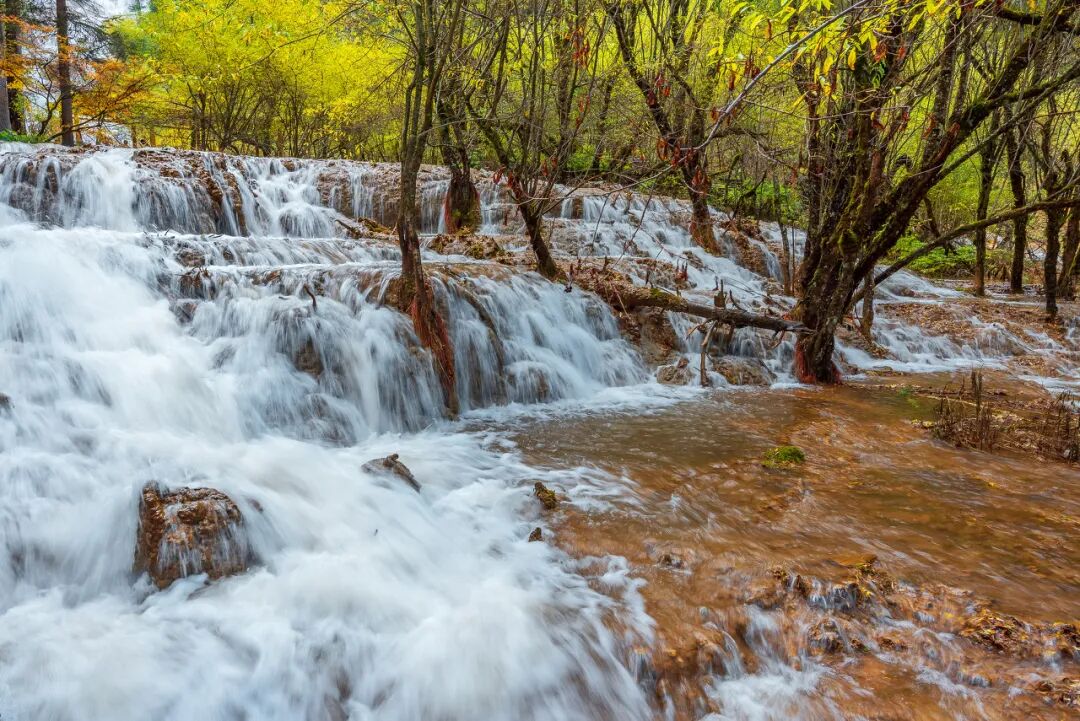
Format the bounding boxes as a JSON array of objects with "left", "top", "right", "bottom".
[
  {"left": 56, "top": 0, "right": 74, "bottom": 145},
  {"left": 392, "top": 0, "right": 466, "bottom": 413},
  {"left": 465, "top": 0, "right": 602, "bottom": 279},
  {"left": 604, "top": 0, "right": 724, "bottom": 254},
  {"left": 745, "top": 0, "right": 1080, "bottom": 382}
]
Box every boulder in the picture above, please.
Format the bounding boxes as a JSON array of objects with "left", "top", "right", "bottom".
[
  {"left": 635, "top": 308, "right": 680, "bottom": 366},
  {"left": 714, "top": 356, "right": 774, "bottom": 386},
  {"left": 533, "top": 482, "right": 559, "bottom": 510},
  {"left": 134, "top": 483, "right": 249, "bottom": 589},
  {"left": 362, "top": 453, "right": 421, "bottom": 492},
  {"left": 656, "top": 357, "right": 692, "bottom": 385}
]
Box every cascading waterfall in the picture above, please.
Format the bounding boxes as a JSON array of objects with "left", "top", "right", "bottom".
[
  {"left": 0, "top": 145, "right": 653, "bottom": 721},
  {"left": 1, "top": 144, "right": 1073, "bottom": 721}
]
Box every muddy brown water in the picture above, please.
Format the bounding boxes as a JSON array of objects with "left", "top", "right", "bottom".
[{"left": 504, "top": 379, "right": 1080, "bottom": 720}]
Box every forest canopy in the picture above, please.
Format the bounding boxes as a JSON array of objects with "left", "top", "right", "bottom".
[{"left": 3, "top": 0, "right": 1078, "bottom": 381}]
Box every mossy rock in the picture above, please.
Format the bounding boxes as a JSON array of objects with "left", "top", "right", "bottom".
[{"left": 763, "top": 445, "right": 805, "bottom": 468}]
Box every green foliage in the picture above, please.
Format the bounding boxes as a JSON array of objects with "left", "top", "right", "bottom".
[
  {"left": 887, "top": 233, "right": 976, "bottom": 278},
  {"left": 714, "top": 179, "right": 802, "bottom": 224},
  {"left": 763, "top": 445, "right": 805, "bottom": 467},
  {"left": 0, "top": 130, "right": 44, "bottom": 144}
]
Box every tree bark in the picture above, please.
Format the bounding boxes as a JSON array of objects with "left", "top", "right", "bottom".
[
  {"left": 1044, "top": 201, "right": 1063, "bottom": 319},
  {"left": 515, "top": 191, "right": 560, "bottom": 280},
  {"left": 973, "top": 138, "right": 997, "bottom": 295},
  {"left": 56, "top": 0, "right": 74, "bottom": 146},
  {"left": 0, "top": 0, "right": 11, "bottom": 134},
  {"left": 1058, "top": 203, "right": 1079, "bottom": 299},
  {"left": 4, "top": 0, "right": 22, "bottom": 133},
  {"left": 1004, "top": 128, "right": 1027, "bottom": 293},
  {"left": 436, "top": 97, "right": 480, "bottom": 233}
]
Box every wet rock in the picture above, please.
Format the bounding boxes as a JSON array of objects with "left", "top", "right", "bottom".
[
  {"left": 533, "top": 482, "right": 559, "bottom": 510},
  {"left": 876, "top": 634, "right": 908, "bottom": 652},
  {"left": 294, "top": 338, "right": 324, "bottom": 378},
  {"left": 428, "top": 233, "right": 507, "bottom": 261},
  {"left": 172, "top": 299, "right": 199, "bottom": 324},
  {"left": 714, "top": 355, "right": 774, "bottom": 386},
  {"left": 134, "top": 483, "right": 248, "bottom": 589},
  {"left": 362, "top": 454, "right": 421, "bottom": 492},
  {"left": 636, "top": 308, "right": 680, "bottom": 365},
  {"left": 960, "top": 608, "right": 1029, "bottom": 653},
  {"left": 177, "top": 268, "right": 215, "bottom": 299},
  {"left": 657, "top": 357, "right": 691, "bottom": 385},
  {"left": 808, "top": 620, "right": 845, "bottom": 655},
  {"left": 176, "top": 247, "right": 207, "bottom": 268},
  {"left": 1049, "top": 622, "right": 1080, "bottom": 661},
  {"left": 1031, "top": 677, "right": 1080, "bottom": 708},
  {"left": 528, "top": 527, "right": 543, "bottom": 542}
]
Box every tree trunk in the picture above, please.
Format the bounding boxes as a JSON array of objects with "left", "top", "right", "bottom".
[
  {"left": 1058, "top": 204, "right": 1079, "bottom": 300},
  {"left": 973, "top": 141, "right": 996, "bottom": 295},
  {"left": 0, "top": 6, "right": 10, "bottom": 135},
  {"left": 56, "top": 0, "right": 75, "bottom": 146},
  {"left": 517, "top": 196, "right": 560, "bottom": 280},
  {"left": 794, "top": 240, "right": 853, "bottom": 384},
  {"left": 575, "top": 270, "right": 808, "bottom": 333},
  {"left": 687, "top": 181, "right": 719, "bottom": 254},
  {"left": 1044, "top": 202, "right": 1063, "bottom": 319},
  {"left": 436, "top": 97, "right": 480, "bottom": 233},
  {"left": 4, "top": 0, "right": 22, "bottom": 133},
  {"left": 859, "top": 274, "right": 875, "bottom": 343},
  {"left": 1004, "top": 129, "right": 1027, "bottom": 293},
  {"left": 393, "top": 0, "right": 462, "bottom": 416},
  {"left": 442, "top": 166, "right": 480, "bottom": 233}
]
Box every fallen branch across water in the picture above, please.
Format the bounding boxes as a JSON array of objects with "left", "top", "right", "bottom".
[{"left": 573, "top": 268, "right": 810, "bottom": 334}]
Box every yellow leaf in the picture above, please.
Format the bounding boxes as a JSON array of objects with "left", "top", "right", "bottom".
[{"left": 848, "top": 48, "right": 857, "bottom": 69}]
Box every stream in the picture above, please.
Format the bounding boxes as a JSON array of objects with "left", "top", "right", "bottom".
[{"left": 0, "top": 144, "right": 1076, "bottom": 720}]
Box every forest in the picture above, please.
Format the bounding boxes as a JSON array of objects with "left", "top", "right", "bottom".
[
  {"left": 0, "top": 0, "right": 1078, "bottom": 720},
  {"left": 4, "top": 0, "right": 1080, "bottom": 382}
]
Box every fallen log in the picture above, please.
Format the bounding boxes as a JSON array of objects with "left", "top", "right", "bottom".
[{"left": 574, "top": 270, "right": 810, "bottom": 334}]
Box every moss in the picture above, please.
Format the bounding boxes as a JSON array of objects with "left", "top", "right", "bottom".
[{"left": 763, "top": 445, "right": 805, "bottom": 468}]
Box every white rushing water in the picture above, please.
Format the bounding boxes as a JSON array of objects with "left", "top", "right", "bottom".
[
  {"left": 0, "top": 144, "right": 1070, "bottom": 721},
  {"left": 0, "top": 146, "right": 654, "bottom": 721}
]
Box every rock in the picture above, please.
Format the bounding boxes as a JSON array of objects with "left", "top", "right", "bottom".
[
  {"left": 362, "top": 454, "right": 421, "bottom": 492},
  {"left": 657, "top": 357, "right": 691, "bottom": 385},
  {"left": 960, "top": 608, "right": 1028, "bottom": 653},
  {"left": 714, "top": 356, "right": 774, "bottom": 386},
  {"left": 1030, "top": 677, "right": 1080, "bottom": 708},
  {"left": 636, "top": 308, "right": 680, "bottom": 365},
  {"left": 1049, "top": 622, "right": 1080, "bottom": 661},
  {"left": 134, "top": 483, "right": 248, "bottom": 589},
  {"left": 533, "top": 482, "right": 559, "bottom": 510},
  {"left": 0, "top": 393, "right": 10, "bottom": 412},
  {"left": 294, "top": 338, "right": 324, "bottom": 378},
  {"left": 528, "top": 527, "right": 543, "bottom": 542}
]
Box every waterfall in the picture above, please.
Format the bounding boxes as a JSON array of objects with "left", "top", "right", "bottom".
[
  {"left": 0, "top": 144, "right": 653, "bottom": 721},
  {"left": 0, "top": 143, "right": 1072, "bottom": 720}
]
